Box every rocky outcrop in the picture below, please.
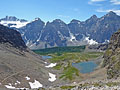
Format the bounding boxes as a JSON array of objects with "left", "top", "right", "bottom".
[
  {"left": 88, "top": 44, "right": 108, "bottom": 51},
  {"left": 103, "top": 29, "right": 120, "bottom": 79},
  {"left": 0, "top": 24, "right": 27, "bottom": 50}
]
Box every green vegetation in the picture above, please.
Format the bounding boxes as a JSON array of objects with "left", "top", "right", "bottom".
[
  {"left": 53, "top": 63, "right": 63, "bottom": 70},
  {"left": 33, "top": 46, "right": 86, "bottom": 55},
  {"left": 49, "top": 52, "right": 103, "bottom": 63},
  {"left": 33, "top": 46, "right": 104, "bottom": 81},
  {"left": 92, "top": 83, "right": 101, "bottom": 87},
  {"left": 60, "top": 86, "right": 75, "bottom": 89},
  {"left": 106, "top": 82, "right": 119, "bottom": 87},
  {"left": 105, "top": 49, "right": 112, "bottom": 56},
  {"left": 60, "top": 62, "right": 79, "bottom": 80},
  {"left": 114, "top": 61, "right": 120, "bottom": 70}
]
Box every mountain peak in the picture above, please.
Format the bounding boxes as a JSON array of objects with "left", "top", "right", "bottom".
[
  {"left": 86, "top": 14, "right": 98, "bottom": 22},
  {"left": 53, "top": 19, "right": 64, "bottom": 23},
  {"left": 108, "top": 11, "right": 116, "bottom": 15},
  {"left": 106, "top": 11, "right": 117, "bottom": 17},
  {"left": 34, "top": 17, "right": 41, "bottom": 21},
  {"left": 5, "top": 16, "right": 18, "bottom": 21},
  {"left": 91, "top": 15, "right": 97, "bottom": 19},
  {"left": 0, "top": 16, "right": 27, "bottom": 22},
  {"left": 70, "top": 19, "right": 81, "bottom": 24},
  {"left": 31, "top": 18, "right": 44, "bottom": 23}
]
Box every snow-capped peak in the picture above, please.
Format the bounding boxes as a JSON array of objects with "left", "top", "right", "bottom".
[
  {"left": 31, "top": 17, "right": 41, "bottom": 22},
  {"left": 0, "top": 16, "right": 29, "bottom": 28}
]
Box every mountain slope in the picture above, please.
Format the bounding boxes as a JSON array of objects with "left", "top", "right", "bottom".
[
  {"left": 103, "top": 29, "right": 120, "bottom": 79},
  {"left": 0, "top": 25, "right": 56, "bottom": 89},
  {"left": 19, "top": 18, "right": 45, "bottom": 48}
]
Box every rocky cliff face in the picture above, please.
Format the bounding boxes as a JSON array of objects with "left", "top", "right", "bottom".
[
  {"left": 19, "top": 18, "right": 45, "bottom": 47},
  {"left": 0, "top": 24, "right": 27, "bottom": 50},
  {"left": 103, "top": 29, "right": 120, "bottom": 79}
]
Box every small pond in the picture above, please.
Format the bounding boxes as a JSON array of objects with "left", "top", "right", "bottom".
[
  {"left": 72, "top": 61, "right": 98, "bottom": 74},
  {"left": 42, "top": 56, "right": 52, "bottom": 60}
]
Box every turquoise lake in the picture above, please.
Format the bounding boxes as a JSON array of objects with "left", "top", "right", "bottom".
[
  {"left": 42, "top": 56, "right": 52, "bottom": 60},
  {"left": 72, "top": 61, "right": 97, "bottom": 74}
]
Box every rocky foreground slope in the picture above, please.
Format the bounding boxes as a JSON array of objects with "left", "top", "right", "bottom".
[
  {"left": 0, "top": 24, "right": 57, "bottom": 89},
  {"left": 103, "top": 29, "right": 120, "bottom": 79}
]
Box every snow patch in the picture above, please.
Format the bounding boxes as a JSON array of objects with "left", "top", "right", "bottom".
[
  {"left": 45, "top": 63, "right": 57, "bottom": 68},
  {"left": 84, "top": 37, "right": 98, "bottom": 45},
  {"left": 16, "top": 81, "right": 21, "bottom": 84},
  {"left": 29, "top": 80, "right": 43, "bottom": 89},
  {"left": 5, "top": 84, "right": 28, "bottom": 90},
  {"left": 0, "top": 20, "right": 29, "bottom": 28},
  {"left": 44, "top": 62, "right": 47, "bottom": 64},
  {"left": 31, "top": 18, "right": 40, "bottom": 23},
  {"left": 69, "top": 32, "right": 76, "bottom": 41},
  {"left": 103, "top": 39, "right": 110, "bottom": 44},
  {"left": 25, "top": 76, "right": 30, "bottom": 80},
  {"left": 5, "top": 85, "right": 16, "bottom": 89},
  {"left": 14, "top": 81, "right": 20, "bottom": 86},
  {"left": 48, "top": 73, "right": 56, "bottom": 82},
  {"left": 78, "top": 22, "right": 80, "bottom": 24}
]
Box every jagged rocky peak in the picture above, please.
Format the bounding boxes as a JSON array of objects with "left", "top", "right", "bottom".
[
  {"left": 70, "top": 19, "right": 81, "bottom": 24},
  {"left": 86, "top": 14, "right": 98, "bottom": 22},
  {"left": 90, "top": 15, "right": 98, "bottom": 19},
  {"left": 31, "top": 17, "right": 45, "bottom": 25},
  {"left": 1, "top": 16, "right": 19, "bottom": 21},
  {"left": 34, "top": 17, "right": 42, "bottom": 21},
  {"left": 0, "top": 16, "right": 27, "bottom": 22},
  {"left": 52, "top": 19, "right": 65, "bottom": 24},
  {"left": 49, "top": 19, "right": 68, "bottom": 29},
  {"left": 0, "top": 24, "right": 27, "bottom": 50},
  {"left": 106, "top": 11, "right": 116, "bottom": 16},
  {"left": 102, "top": 11, "right": 119, "bottom": 19}
]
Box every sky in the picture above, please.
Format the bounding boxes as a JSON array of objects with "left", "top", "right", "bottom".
[{"left": 0, "top": 0, "right": 120, "bottom": 23}]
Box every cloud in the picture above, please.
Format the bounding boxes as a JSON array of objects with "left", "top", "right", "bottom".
[
  {"left": 91, "top": 0, "right": 106, "bottom": 2},
  {"left": 57, "top": 15, "right": 70, "bottom": 18},
  {"left": 110, "top": 0, "right": 120, "bottom": 5},
  {"left": 88, "top": 0, "right": 105, "bottom": 5},
  {"left": 96, "top": 9, "right": 120, "bottom": 15}
]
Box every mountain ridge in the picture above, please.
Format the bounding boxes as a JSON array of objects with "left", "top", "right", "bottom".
[{"left": 1, "top": 11, "right": 120, "bottom": 49}]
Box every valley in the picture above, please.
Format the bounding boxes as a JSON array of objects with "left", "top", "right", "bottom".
[
  {"left": 0, "top": 10, "right": 120, "bottom": 90},
  {"left": 33, "top": 46, "right": 104, "bottom": 83}
]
